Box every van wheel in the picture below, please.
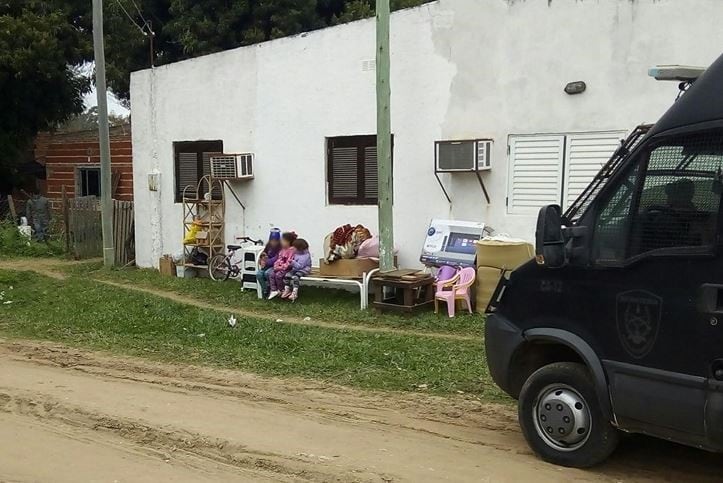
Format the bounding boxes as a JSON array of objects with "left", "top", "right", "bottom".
[{"left": 518, "top": 362, "right": 618, "bottom": 468}]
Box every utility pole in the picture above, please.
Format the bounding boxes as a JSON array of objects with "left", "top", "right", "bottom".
[
  {"left": 92, "top": 0, "right": 115, "bottom": 267},
  {"left": 376, "top": 0, "right": 394, "bottom": 272}
]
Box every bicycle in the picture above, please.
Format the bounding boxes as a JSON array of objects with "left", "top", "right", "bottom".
[{"left": 208, "top": 236, "right": 264, "bottom": 281}]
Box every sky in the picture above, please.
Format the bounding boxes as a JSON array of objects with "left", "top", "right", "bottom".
[
  {"left": 80, "top": 62, "right": 131, "bottom": 116},
  {"left": 84, "top": 87, "right": 130, "bottom": 116}
]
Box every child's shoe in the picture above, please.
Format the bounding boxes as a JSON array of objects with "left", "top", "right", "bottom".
[
  {"left": 268, "top": 290, "right": 280, "bottom": 300},
  {"left": 281, "top": 287, "right": 292, "bottom": 299},
  {"left": 289, "top": 288, "right": 299, "bottom": 302}
]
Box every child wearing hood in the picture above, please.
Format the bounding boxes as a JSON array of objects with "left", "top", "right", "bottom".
[
  {"left": 268, "top": 232, "right": 298, "bottom": 299},
  {"left": 256, "top": 228, "right": 282, "bottom": 298},
  {"left": 282, "top": 238, "right": 312, "bottom": 301}
]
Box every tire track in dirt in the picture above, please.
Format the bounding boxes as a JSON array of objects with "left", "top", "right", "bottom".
[{"left": 2, "top": 339, "right": 722, "bottom": 482}]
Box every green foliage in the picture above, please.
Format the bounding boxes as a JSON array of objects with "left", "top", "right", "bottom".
[
  {"left": 0, "top": 0, "right": 92, "bottom": 192},
  {"left": 0, "top": 222, "right": 65, "bottom": 258},
  {"left": 57, "top": 106, "right": 130, "bottom": 133}
]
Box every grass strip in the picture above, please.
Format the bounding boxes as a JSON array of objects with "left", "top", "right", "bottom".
[
  {"left": 71, "top": 263, "right": 485, "bottom": 337},
  {"left": 0, "top": 269, "right": 506, "bottom": 401}
]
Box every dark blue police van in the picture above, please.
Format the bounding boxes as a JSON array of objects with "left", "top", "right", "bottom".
[{"left": 486, "top": 53, "right": 723, "bottom": 467}]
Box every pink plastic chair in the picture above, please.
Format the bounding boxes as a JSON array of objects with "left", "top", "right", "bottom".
[{"left": 434, "top": 267, "right": 476, "bottom": 318}]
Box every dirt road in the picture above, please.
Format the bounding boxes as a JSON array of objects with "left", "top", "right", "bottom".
[{"left": 0, "top": 340, "right": 721, "bottom": 482}]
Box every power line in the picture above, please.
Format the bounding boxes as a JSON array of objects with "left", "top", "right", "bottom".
[
  {"left": 129, "top": 0, "right": 153, "bottom": 34},
  {"left": 114, "top": 0, "right": 147, "bottom": 35}
]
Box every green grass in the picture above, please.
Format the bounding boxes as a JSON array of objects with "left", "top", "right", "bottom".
[
  {"left": 73, "top": 264, "right": 484, "bottom": 337},
  {"left": 0, "top": 221, "right": 65, "bottom": 258},
  {"left": 0, "top": 269, "right": 506, "bottom": 401}
]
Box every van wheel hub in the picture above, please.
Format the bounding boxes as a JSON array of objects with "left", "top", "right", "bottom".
[{"left": 534, "top": 384, "right": 591, "bottom": 451}]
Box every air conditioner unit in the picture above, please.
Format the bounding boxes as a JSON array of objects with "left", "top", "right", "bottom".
[
  {"left": 210, "top": 153, "right": 254, "bottom": 180},
  {"left": 435, "top": 139, "right": 493, "bottom": 172}
]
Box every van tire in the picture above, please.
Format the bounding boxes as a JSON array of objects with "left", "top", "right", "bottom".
[{"left": 518, "top": 362, "right": 618, "bottom": 468}]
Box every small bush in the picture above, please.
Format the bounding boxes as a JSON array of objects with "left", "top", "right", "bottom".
[{"left": 0, "top": 221, "right": 66, "bottom": 258}]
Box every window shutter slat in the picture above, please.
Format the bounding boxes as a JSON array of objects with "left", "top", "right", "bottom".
[
  {"left": 563, "top": 132, "right": 626, "bottom": 208},
  {"left": 331, "top": 146, "right": 359, "bottom": 199},
  {"left": 508, "top": 136, "right": 565, "bottom": 214},
  {"left": 178, "top": 152, "right": 199, "bottom": 195},
  {"left": 364, "top": 146, "right": 378, "bottom": 200}
]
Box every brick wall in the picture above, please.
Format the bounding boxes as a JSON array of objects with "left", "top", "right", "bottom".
[{"left": 36, "top": 124, "right": 133, "bottom": 208}]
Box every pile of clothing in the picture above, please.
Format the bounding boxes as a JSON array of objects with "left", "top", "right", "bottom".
[{"left": 324, "top": 224, "right": 373, "bottom": 263}]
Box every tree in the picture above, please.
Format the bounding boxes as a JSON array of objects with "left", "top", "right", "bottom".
[
  {"left": 57, "top": 106, "right": 130, "bottom": 132},
  {"left": 0, "top": 0, "right": 92, "bottom": 193}
]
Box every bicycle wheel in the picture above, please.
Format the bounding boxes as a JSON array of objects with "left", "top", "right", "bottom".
[{"left": 209, "top": 254, "right": 232, "bottom": 281}]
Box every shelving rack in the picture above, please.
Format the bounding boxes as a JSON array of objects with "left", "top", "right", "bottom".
[{"left": 182, "top": 175, "right": 225, "bottom": 270}]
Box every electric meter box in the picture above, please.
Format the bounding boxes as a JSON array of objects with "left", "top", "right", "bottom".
[{"left": 420, "top": 219, "right": 486, "bottom": 267}]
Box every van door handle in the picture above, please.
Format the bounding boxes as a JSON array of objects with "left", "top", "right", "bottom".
[{"left": 697, "top": 284, "right": 723, "bottom": 314}]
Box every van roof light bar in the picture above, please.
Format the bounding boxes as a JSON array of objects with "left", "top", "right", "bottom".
[{"left": 648, "top": 65, "right": 706, "bottom": 82}]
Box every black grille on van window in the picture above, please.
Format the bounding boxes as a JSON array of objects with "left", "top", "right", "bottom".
[
  {"left": 565, "top": 124, "right": 652, "bottom": 224},
  {"left": 594, "top": 129, "right": 723, "bottom": 263}
]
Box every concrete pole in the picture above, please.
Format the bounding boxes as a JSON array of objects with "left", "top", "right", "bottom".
[
  {"left": 92, "top": 0, "right": 115, "bottom": 267},
  {"left": 376, "top": 0, "right": 394, "bottom": 272}
]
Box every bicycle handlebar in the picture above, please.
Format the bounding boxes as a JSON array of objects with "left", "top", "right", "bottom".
[{"left": 235, "top": 236, "right": 264, "bottom": 246}]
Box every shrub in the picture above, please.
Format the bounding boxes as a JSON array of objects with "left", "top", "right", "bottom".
[{"left": 0, "top": 221, "right": 66, "bottom": 258}]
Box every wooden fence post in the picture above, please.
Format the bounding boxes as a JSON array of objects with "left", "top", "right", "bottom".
[
  {"left": 7, "top": 195, "right": 16, "bottom": 222},
  {"left": 62, "top": 186, "right": 70, "bottom": 255}
]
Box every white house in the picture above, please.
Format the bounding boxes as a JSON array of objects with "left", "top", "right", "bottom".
[{"left": 130, "top": 0, "right": 723, "bottom": 269}]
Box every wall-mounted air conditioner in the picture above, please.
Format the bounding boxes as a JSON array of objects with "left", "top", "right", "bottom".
[
  {"left": 434, "top": 139, "right": 493, "bottom": 204},
  {"left": 435, "top": 139, "right": 493, "bottom": 172},
  {"left": 210, "top": 153, "right": 254, "bottom": 180}
]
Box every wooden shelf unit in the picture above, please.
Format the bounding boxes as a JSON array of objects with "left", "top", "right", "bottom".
[{"left": 182, "top": 175, "right": 226, "bottom": 271}]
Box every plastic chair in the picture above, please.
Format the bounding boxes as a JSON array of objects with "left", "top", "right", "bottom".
[{"left": 434, "top": 267, "right": 476, "bottom": 318}]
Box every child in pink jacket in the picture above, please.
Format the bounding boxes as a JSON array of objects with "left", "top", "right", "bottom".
[{"left": 268, "top": 232, "right": 297, "bottom": 299}]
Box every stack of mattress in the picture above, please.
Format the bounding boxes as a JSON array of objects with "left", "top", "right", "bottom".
[{"left": 474, "top": 238, "right": 534, "bottom": 313}]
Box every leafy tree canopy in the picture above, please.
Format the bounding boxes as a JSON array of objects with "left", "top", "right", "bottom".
[
  {"left": 0, "top": 0, "right": 92, "bottom": 193},
  {"left": 0, "top": 0, "right": 431, "bottom": 193}
]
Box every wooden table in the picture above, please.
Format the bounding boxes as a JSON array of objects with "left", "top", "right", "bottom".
[{"left": 371, "top": 271, "right": 435, "bottom": 314}]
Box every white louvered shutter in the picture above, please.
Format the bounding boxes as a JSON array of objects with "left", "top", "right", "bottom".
[
  {"left": 563, "top": 132, "right": 626, "bottom": 208},
  {"left": 507, "top": 135, "right": 565, "bottom": 214}
]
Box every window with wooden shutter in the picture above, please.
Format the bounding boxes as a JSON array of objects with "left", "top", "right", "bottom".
[
  {"left": 327, "top": 135, "right": 391, "bottom": 205},
  {"left": 174, "top": 140, "right": 223, "bottom": 201}
]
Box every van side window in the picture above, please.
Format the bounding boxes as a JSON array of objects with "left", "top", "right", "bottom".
[
  {"left": 594, "top": 130, "right": 723, "bottom": 263},
  {"left": 593, "top": 163, "right": 641, "bottom": 262}
]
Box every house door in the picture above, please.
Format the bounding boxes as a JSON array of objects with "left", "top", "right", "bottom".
[{"left": 589, "top": 128, "right": 723, "bottom": 445}]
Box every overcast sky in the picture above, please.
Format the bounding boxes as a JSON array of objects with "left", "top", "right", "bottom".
[
  {"left": 79, "top": 63, "right": 131, "bottom": 116},
  {"left": 84, "top": 87, "right": 130, "bottom": 116}
]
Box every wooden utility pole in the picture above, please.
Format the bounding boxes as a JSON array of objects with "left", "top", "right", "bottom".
[
  {"left": 92, "top": 0, "right": 115, "bottom": 267},
  {"left": 376, "top": 0, "right": 394, "bottom": 272}
]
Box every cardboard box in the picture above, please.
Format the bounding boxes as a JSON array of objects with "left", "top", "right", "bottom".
[
  {"left": 159, "top": 255, "right": 176, "bottom": 277},
  {"left": 476, "top": 266, "right": 504, "bottom": 313},
  {"left": 319, "top": 258, "right": 380, "bottom": 277},
  {"left": 475, "top": 239, "right": 534, "bottom": 270}
]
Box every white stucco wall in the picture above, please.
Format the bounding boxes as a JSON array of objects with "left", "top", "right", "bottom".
[{"left": 131, "top": 0, "right": 723, "bottom": 269}]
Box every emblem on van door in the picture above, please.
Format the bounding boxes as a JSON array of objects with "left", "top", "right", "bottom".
[{"left": 616, "top": 290, "right": 662, "bottom": 359}]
